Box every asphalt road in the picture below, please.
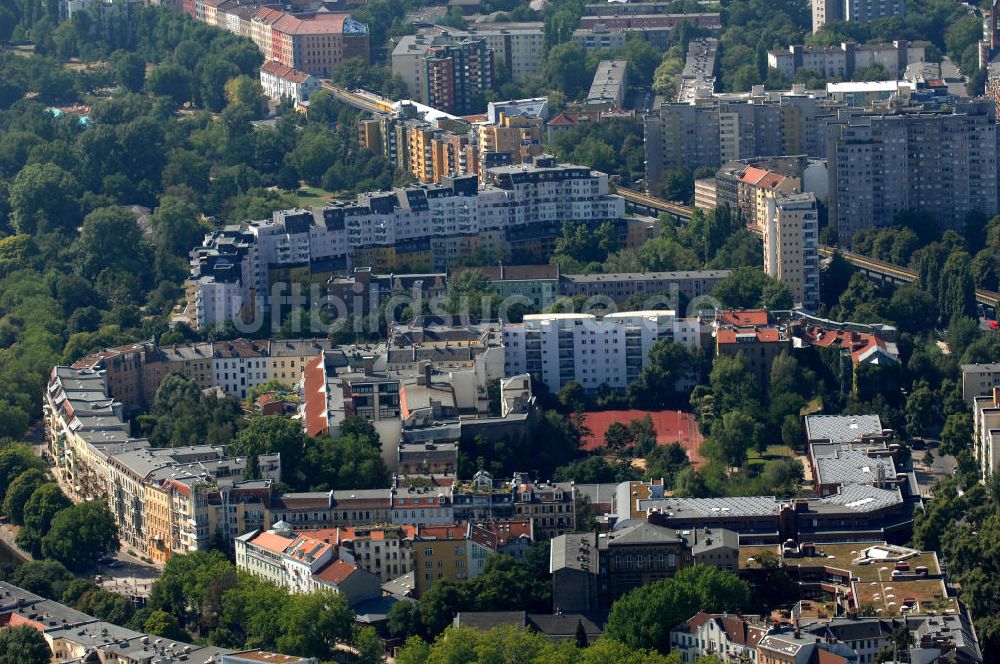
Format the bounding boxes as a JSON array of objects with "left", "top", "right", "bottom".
[
  {"left": 911, "top": 439, "right": 956, "bottom": 498},
  {"left": 940, "top": 57, "right": 968, "bottom": 97}
]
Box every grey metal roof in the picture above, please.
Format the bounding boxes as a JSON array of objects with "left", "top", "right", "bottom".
[
  {"left": 804, "top": 414, "right": 884, "bottom": 443},
  {"left": 814, "top": 450, "right": 896, "bottom": 487},
  {"left": 961, "top": 363, "right": 1000, "bottom": 373},
  {"left": 637, "top": 495, "right": 782, "bottom": 519},
  {"left": 817, "top": 485, "right": 902, "bottom": 513},
  {"left": 608, "top": 521, "right": 683, "bottom": 546},
  {"left": 550, "top": 532, "right": 603, "bottom": 573}
]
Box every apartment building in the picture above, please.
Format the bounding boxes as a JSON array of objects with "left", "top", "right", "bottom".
[
  {"left": 212, "top": 338, "right": 270, "bottom": 399},
  {"left": 812, "top": 0, "right": 905, "bottom": 33},
  {"left": 267, "top": 11, "right": 369, "bottom": 77},
  {"left": 265, "top": 490, "right": 393, "bottom": 530},
  {"left": 576, "top": 14, "right": 719, "bottom": 50},
  {"left": 645, "top": 87, "right": 844, "bottom": 185},
  {"left": 44, "top": 366, "right": 145, "bottom": 501},
  {"left": 962, "top": 363, "right": 1000, "bottom": 403},
  {"left": 412, "top": 525, "right": 493, "bottom": 596},
  {"left": 585, "top": 60, "right": 628, "bottom": 110},
  {"left": 974, "top": 388, "right": 1000, "bottom": 481},
  {"left": 259, "top": 60, "right": 320, "bottom": 104},
  {"left": 313, "top": 525, "right": 419, "bottom": 581},
  {"left": 0, "top": 581, "right": 317, "bottom": 664},
  {"left": 423, "top": 38, "right": 493, "bottom": 115},
  {"left": 460, "top": 22, "right": 546, "bottom": 81},
  {"left": 736, "top": 167, "right": 801, "bottom": 231},
  {"left": 450, "top": 264, "right": 560, "bottom": 310},
  {"left": 826, "top": 103, "right": 1000, "bottom": 247},
  {"left": 511, "top": 477, "right": 576, "bottom": 540},
  {"left": 392, "top": 32, "right": 493, "bottom": 114},
  {"left": 477, "top": 112, "right": 545, "bottom": 167},
  {"left": 550, "top": 522, "right": 703, "bottom": 612},
  {"left": 235, "top": 525, "right": 381, "bottom": 605},
  {"left": 106, "top": 446, "right": 280, "bottom": 562},
  {"left": 714, "top": 309, "right": 792, "bottom": 384},
  {"left": 763, "top": 192, "right": 820, "bottom": 310},
  {"left": 560, "top": 270, "right": 730, "bottom": 307},
  {"left": 191, "top": 158, "right": 624, "bottom": 328},
  {"left": 502, "top": 311, "right": 700, "bottom": 393},
  {"left": 670, "top": 612, "right": 769, "bottom": 663},
  {"left": 768, "top": 41, "right": 924, "bottom": 80}
]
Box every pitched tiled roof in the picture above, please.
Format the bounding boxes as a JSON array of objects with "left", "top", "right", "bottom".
[
  {"left": 261, "top": 60, "right": 312, "bottom": 84},
  {"left": 313, "top": 560, "right": 359, "bottom": 585}
]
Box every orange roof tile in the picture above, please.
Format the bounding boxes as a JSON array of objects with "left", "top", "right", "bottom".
[
  {"left": 248, "top": 530, "right": 295, "bottom": 555},
  {"left": 738, "top": 166, "right": 768, "bottom": 185},
  {"left": 312, "top": 560, "right": 358, "bottom": 585},
  {"left": 717, "top": 309, "right": 770, "bottom": 326}
]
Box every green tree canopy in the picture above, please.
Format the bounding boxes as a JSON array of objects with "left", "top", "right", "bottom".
[
  {"left": 605, "top": 564, "right": 750, "bottom": 652},
  {"left": 41, "top": 500, "right": 120, "bottom": 572}
]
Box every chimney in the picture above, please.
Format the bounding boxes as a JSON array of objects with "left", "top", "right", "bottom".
[{"left": 423, "top": 361, "right": 433, "bottom": 386}]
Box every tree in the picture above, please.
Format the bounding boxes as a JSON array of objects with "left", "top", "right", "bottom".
[
  {"left": 77, "top": 207, "right": 151, "bottom": 281},
  {"left": 41, "top": 500, "right": 120, "bottom": 572},
  {"left": 904, "top": 383, "right": 941, "bottom": 438},
  {"left": 9, "top": 162, "right": 81, "bottom": 234},
  {"left": 605, "top": 564, "right": 750, "bottom": 653},
  {"left": 217, "top": 573, "right": 289, "bottom": 649},
  {"left": 276, "top": 591, "right": 354, "bottom": 660},
  {"left": 76, "top": 588, "right": 136, "bottom": 625},
  {"left": 941, "top": 412, "right": 972, "bottom": 457},
  {"left": 575, "top": 619, "right": 589, "bottom": 648},
  {"left": 225, "top": 75, "right": 267, "bottom": 118},
  {"left": 354, "top": 625, "right": 383, "bottom": 664},
  {"left": 10, "top": 559, "right": 74, "bottom": 599},
  {"left": 708, "top": 410, "right": 760, "bottom": 468},
  {"left": 2, "top": 468, "right": 48, "bottom": 525},
  {"left": 147, "top": 63, "right": 193, "bottom": 107},
  {"left": 0, "top": 444, "right": 46, "bottom": 504},
  {"left": 17, "top": 483, "right": 71, "bottom": 556},
  {"left": 111, "top": 50, "right": 146, "bottom": 92},
  {"left": 712, "top": 267, "right": 791, "bottom": 309},
  {"left": 151, "top": 197, "right": 207, "bottom": 257},
  {"left": 605, "top": 421, "right": 634, "bottom": 451},
  {"left": 143, "top": 609, "right": 188, "bottom": 642},
  {"left": 627, "top": 340, "right": 702, "bottom": 409},
  {"left": 302, "top": 433, "right": 389, "bottom": 492},
  {"left": 388, "top": 600, "right": 423, "bottom": 640},
  {"left": 544, "top": 42, "right": 592, "bottom": 98},
  {"left": 0, "top": 625, "right": 51, "bottom": 664}
]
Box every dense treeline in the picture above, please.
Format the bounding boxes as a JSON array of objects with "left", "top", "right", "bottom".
[
  {"left": 547, "top": 205, "right": 762, "bottom": 274},
  {"left": 0, "top": 6, "right": 401, "bottom": 441},
  {"left": 0, "top": 445, "right": 119, "bottom": 569}
]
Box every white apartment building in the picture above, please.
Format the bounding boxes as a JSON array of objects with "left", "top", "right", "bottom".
[
  {"left": 191, "top": 158, "right": 624, "bottom": 329},
  {"left": 974, "top": 388, "right": 1000, "bottom": 481},
  {"left": 502, "top": 311, "right": 701, "bottom": 392},
  {"left": 393, "top": 25, "right": 545, "bottom": 96},
  {"left": 670, "top": 612, "right": 767, "bottom": 663},
  {"left": 259, "top": 61, "right": 321, "bottom": 104},
  {"left": 962, "top": 364, "right": 1000, "bottom": 403},
  {"left": 463, "top": 22, "right": 546, "bottom": 81},
  {"left": 763, "top": 192, "right": 819, "bottom": 310},
  {"left": 768, "top": 41, "right": 924, "bottom": 80},
  {"left": 212, "top": 339, "right": 271, "bottom": 399},
  {"left": 235, "top": 525, "right": 381, "bottom": 606}
]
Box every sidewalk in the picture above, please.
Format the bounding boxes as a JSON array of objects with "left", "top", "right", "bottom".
[{"left": 0, "top": 523, "right": 31, "bottom": 563}]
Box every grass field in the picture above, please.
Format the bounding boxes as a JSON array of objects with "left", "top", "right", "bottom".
[{"left": 292, "top": 186, "right": 339, "bottom": 207}]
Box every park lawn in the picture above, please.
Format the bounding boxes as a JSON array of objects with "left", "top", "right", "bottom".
[{"left": 293, "top": 186, "right": 339, "bottom": 207}]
